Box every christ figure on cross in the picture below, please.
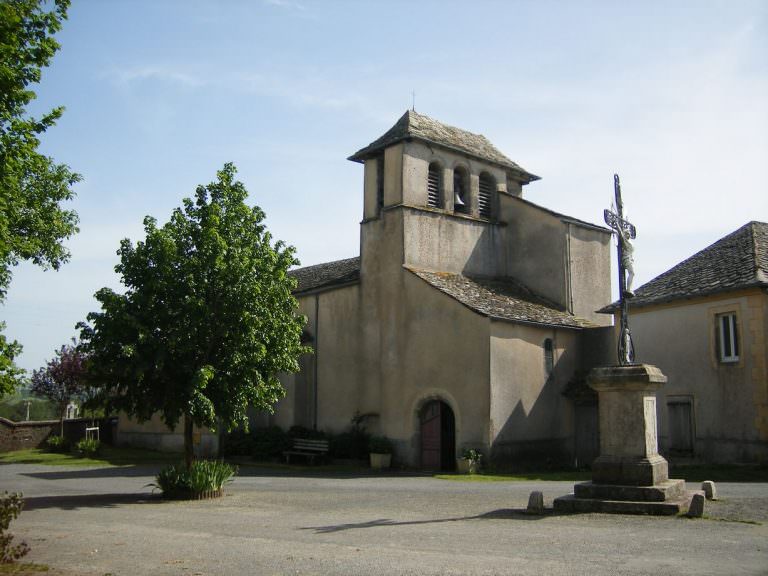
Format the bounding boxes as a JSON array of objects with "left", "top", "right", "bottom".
[
  {"left": 619, "top": 221, "right": 635, "bottom": 296},
  {"left": 604, "top": 174, "right": 637, "bottom": 365}
]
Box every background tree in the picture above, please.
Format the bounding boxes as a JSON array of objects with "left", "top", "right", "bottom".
[
  {"left": 29, "top": 340, "right": 87, "bottom": 436},
  {"left": 0, "top": 333, "right": 23, "bottom": 398},
  {"left": 0, "top": 0, "right": 81, "bottom": 395},
  {"left": 79, "top": 164, "right": 308, "bottom": 467}
]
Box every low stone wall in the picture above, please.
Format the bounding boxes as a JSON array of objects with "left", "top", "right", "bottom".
[
  {"left": 0, "top": 417, "right": 56, "bottom": 451},
  {"left": 0, "top": 417, "right": 118, "bottom": 452}
]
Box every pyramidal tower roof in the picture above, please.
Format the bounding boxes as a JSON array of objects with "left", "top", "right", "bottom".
[{"left": 348, "top": 110, "right": 539, "bottom": 183}]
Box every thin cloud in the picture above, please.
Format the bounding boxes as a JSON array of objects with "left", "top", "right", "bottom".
[
  {"left": 106, "top": 66, "right": 205, "bottom": 88},
  {"left": 264, "top": 0, "right": 306, "bottom": 10}
]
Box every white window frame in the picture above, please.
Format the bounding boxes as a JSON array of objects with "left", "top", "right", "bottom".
[{"left": 717, "top": 312, "right": 739, "bottom": 363}]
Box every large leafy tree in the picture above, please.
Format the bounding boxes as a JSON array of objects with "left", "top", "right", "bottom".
[
  {"left": 29, "top": 340, "right": 87, "bottom": 435},
  {"left": 79, "top": 164, "right": 307, "bottom": 467},
  {"left": 0, "top": 0, "right": 81, "bottom": 394}
]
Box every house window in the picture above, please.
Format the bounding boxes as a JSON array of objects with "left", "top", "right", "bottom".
[
  {"left": 453, "top": 167, "right": 469, "bottom": 214},
  {"left": 667, "top": 397, "right": 694, "bottom": 453},
  {"left": 427, "top": 163, "right": 442, "bottom": 208},
  {"left": 478, "top": 172, "right": 494, "bottom": 218},
  {"left": 375, "top": 155, "right": 384, "bottom": 212},
  {"left": 717, "top": 313, "right": 739, "bottom": 363},
  {"left": 544, "top": 338, "right": 554, "bottom": 376}
]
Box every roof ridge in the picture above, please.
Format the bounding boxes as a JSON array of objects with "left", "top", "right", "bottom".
[
  {"left": 606, "top": 221, "right": 768, "bottom": 310},
  {"left": 348, "top": 110, "right": 539, "bottom": 182}
]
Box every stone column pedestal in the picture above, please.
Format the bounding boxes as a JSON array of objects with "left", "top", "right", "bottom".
[
  {"left": 590, "top": 364, "right": 668, "bottom": 486},
  {"left": 554, "top": 364, "right": 695, "bottom": 515}
]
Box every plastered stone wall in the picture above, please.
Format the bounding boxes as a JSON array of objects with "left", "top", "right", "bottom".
[
  {"left": 501, "top": 196, "right": 568, "bottom": 309},
  {"left": 629, "top": 290, "right": 768, "bottom": 463},
  {"left": 489, "top": 323, "right": 580, "bottom": 464},
  {"left": 116, "top": 412, "right": 219, "bottom": 457},
  {"left": 566, "top": 223, "right": 612, "bottom": 325}
]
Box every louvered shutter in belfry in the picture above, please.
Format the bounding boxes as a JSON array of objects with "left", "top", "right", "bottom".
[
  {"left": 427, "top": 165, "right": 440, "bottom": 208},
  {"left": 479, "top": 174, "right": 493, "bottom": 218}
]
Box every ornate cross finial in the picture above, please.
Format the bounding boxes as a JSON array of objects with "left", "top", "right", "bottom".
[{"left": 603, "top": 174, "right": 637, "bottom": 365}]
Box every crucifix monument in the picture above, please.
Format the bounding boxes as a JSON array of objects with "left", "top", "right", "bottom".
[
  {"left": 603, "top": 174, "right": 636, "bottom": 365},
  {"left": 554, "top": 174, "right": 693, "bottom": 515}
]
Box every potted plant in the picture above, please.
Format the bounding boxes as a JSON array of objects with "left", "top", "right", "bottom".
[
  {"left": 457, "top": 448, "right": 483, "bottom": 474},
  {"left": 368, "top": 436, "right": 393, "bottom": 469}
]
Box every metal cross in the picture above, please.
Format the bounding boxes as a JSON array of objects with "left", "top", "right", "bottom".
[{"left": 603, "top": 174, "right": 637, "bottom": 365}]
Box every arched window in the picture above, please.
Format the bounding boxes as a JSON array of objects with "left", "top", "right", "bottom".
[
  {"left": 478, "top": 172, "right": 494, "bottom": 219},
  {"left": 544, "top": 338, "right": 554, "bottom": 376},
  {"left": 427, "top": 163, "right": 442, "bottom": 208},
  {"left": 453, "top": 167, "right": 469, "bottom": 214}
]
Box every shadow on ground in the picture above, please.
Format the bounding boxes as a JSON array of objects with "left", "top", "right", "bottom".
[
  {"left": 301, "top": 508, "right": 556, "bottom": 533},
  {"left": 22, "top": 492, "right": 161, "bottom": 511},
  {"left": 21, "top": 465, "right": 163, "bottom": 481}
]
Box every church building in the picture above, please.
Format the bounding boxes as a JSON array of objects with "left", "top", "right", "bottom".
[{"left": 272, "top": 111, "right": 615, "bottom": 469}]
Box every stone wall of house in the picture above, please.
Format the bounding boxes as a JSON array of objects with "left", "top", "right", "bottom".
[
  {"left": 116, "top": 412, "right": 218, "bottom": 457},
  {"left": 629, "top": 289, "right": 768, "bottom": 463}
]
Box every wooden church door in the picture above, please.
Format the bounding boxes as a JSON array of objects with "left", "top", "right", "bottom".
[
  {"left": 420, "top": 400, "right": 456, "bottom": 471},
  {"left": 421, "top": 401, "right": 442, "bottom": 470}
]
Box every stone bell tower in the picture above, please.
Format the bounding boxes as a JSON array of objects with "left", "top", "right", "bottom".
[{"left": 347, "top": 110, "right": 611, "bottom": 326}]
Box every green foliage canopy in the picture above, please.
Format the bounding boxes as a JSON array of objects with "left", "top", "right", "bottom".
[
  {"left": 79, "top": 164, "right": 308, "bottom": 451},
  {"left": 0, "top": 0, "right": 80, "bottom": 297},
  {"left": 0, "top": 0, "right": 80, "bottom": 396}
]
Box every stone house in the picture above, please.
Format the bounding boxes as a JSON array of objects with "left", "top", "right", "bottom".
[
  {"left": 613, "top": 221, "right": 768, "bottom": 463},
  {"left": 270, "top": 111, "right": 615, "bottom": 469}
]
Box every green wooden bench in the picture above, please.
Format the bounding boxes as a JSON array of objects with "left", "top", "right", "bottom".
[{"left": 283, "top": 438, "right": 329, "bottom": 465}]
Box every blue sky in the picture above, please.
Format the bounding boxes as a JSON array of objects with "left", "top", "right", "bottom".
[{"left": 4, "top": 0, "right": 767, "bottom": 372}]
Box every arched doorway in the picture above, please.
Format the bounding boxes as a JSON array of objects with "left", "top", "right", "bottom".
[{"left": 420, "top": 400, "right": 456, "bottom": 471}]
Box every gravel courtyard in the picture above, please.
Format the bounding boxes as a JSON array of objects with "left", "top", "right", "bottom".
[{"left": 2, "top": 463, "right": 767, "bottom": 576}]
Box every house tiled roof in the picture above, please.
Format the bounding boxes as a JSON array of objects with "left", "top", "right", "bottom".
[
  {"left": 290, "top": 257, "right": 360, "bottom": 293},
  {"left": 603, "top": 221, "right": 768, "bottom": 311},
  {"left": 408, "top": 267, "right": 598, "bottom": 329},
  {"left": 348, "top": 110, "right": 540, "bottom": 183}
]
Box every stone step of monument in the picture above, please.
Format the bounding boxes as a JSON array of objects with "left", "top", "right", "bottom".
[
  {"left": 553, "top": 493, "right": 693, "bottom": 516},
  {"left": 573, "top": 479, "right": 687, "bottom": 503}
]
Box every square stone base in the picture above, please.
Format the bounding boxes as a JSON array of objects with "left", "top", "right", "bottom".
[
  {"left": 591, "top": 454, "right": 669, "bottom": 486},
  {"left": 553, "top": 479, "right": 691, "bottom": 515}
]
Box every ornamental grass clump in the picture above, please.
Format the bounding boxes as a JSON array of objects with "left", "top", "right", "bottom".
[
  {"left": 1, "top": 492, "right": 29, "bottom": 563},
  {"left": 75, "top": 437, "right": 101, "bottom": 457},
  {"left": 151, "top": 460, "right": 237, "bottom": 500},
  {"left": 44, "top": 435, "right": 70, "bottom": 453}
]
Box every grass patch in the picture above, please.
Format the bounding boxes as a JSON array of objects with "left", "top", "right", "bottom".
[
  {"left": 438, "top": 464, "right": 768, "bottom": 483},
  {"left": 0, "top": 446, "right": 180, "bottom": 467},
  {"left": 435, "top": 470, "right": 591, "bottom": 482},
  {"left": 0, "top": 562, "right": 49, "bottom": 574}
]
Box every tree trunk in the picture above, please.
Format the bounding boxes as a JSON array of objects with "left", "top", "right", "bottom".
[{"left": 184, "top": 413, "right": 194, "bottom": 470}]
